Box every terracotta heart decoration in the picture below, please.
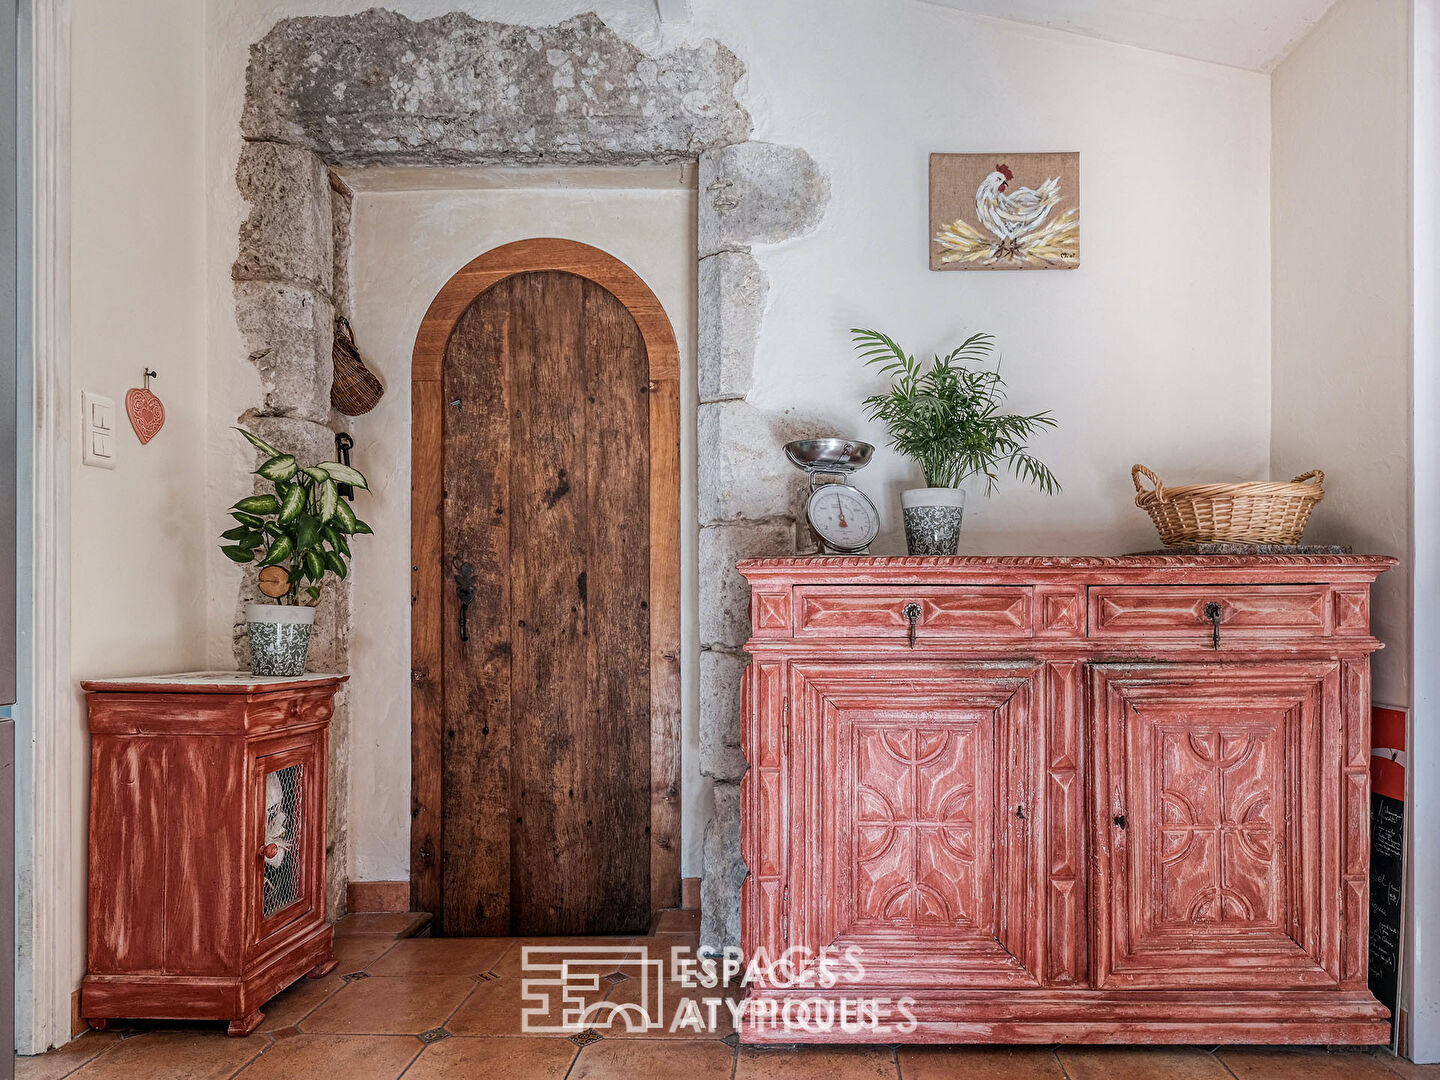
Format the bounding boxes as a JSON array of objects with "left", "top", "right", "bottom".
[{"left": 126, "top": 370, "right": 165, "bottom": 445}]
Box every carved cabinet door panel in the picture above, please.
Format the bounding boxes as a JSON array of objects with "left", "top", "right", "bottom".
[
  {"left": 1091, "top": 662, "right": 1346, "bottom": 990},
  {"left": 788, "top": 662, "right": 1045, "bottom": 990}
]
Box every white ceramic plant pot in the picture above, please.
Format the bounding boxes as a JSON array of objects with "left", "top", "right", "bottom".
[
  {"left": 246, "top": 603, "right": 316, "bottom": 677},
  {"left": 901, "top": 487, "right": 967, "bottom": 555}
]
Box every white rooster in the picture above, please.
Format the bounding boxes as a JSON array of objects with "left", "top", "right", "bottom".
[{"left": 975, "top": 164, "right": 1061, "bottom": 254}]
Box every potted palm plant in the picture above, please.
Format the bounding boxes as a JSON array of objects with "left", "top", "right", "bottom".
[
  {"left": 219, "top": 427, "right": 372, "bottom": 676},
  {"left": 855, "top": 328, "right": 1059, "bottom": 555}
]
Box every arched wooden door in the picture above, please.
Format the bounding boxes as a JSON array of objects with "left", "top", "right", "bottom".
[{"left": 411, "top": 239, "right": 680, "bottom": 936}]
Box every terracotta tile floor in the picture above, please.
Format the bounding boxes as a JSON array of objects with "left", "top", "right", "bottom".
[{"left": 16, "top": 914, "right": 1440, "bottom": 1079}]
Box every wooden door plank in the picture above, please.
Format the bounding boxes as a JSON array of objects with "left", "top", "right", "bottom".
[
  {"left": 649, "top": 370, "right": 682, "bottom": 911},
  {"left": 410, "top": 378, "right": 444, "bottom": 920},
  {"left": 439, "top": 289, "right": 514, "bottom": 936},
  {"left": 508, "top": 271, "right": 592, "bottom": 935},
  {"left": 582, "top": 277, "right": 652, "bottom": 932}
]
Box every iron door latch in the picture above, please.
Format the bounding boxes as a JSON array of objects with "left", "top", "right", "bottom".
[{"left": 455, "top": 562, "right": 477, "bottom": 642}]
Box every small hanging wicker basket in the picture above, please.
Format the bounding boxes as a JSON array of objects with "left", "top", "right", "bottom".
[
  {"left": 331, "top": 315, "right": 385, "bottom": 416},
  {"left": 1132, "top": 464, "right": 1325, "bottom": 546}
]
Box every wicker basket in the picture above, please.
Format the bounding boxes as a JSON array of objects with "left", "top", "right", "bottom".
[
  {"left": 331, "top": 315, "right": 385, "bottom": 416},
  {"left": 1132, "top": 464, "right": 1324, "bottom": 546}
]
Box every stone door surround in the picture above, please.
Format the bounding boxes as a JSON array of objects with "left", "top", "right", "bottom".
[{"left": 230, "top": 8, "right": 830, "bottom": 948}]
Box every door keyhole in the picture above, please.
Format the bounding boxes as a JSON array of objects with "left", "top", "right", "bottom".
[
  {"left": 904, "top": 602, "right": 922, "bottom": 647},
  {"left": 1204, "top": 601, "right": 1222, "bottom": 649}
]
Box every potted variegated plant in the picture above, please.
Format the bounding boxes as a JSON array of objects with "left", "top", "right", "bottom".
[{"left": 220, "top": 427, "right": 372, "bottom": 676}]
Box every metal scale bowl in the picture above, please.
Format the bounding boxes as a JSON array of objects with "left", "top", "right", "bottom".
[{"left": 785, "top": 439, "right": 880, "bottom": 554}]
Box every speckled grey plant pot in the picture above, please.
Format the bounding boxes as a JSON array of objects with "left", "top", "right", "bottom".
[
  {"left": 903, "top": 506, "right": 965, "bottom": 555},
  {"left": 246, "top": 604, "right": 314, "bottom": 677},
  {"left": 901, "top": 487, "right": 967, "bottom": 556}
]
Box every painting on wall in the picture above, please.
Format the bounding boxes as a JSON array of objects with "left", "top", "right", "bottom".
[{"left": 929, "top": 152, "right": 1080, "bottom": 271}]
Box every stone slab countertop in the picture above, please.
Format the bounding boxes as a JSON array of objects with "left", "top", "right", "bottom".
[
  {"left": 1136, "top": 543, "right": 1354, "bottom": 555},
  {"left": 80, "top": 671, "right": 348, "bottom": 694}
]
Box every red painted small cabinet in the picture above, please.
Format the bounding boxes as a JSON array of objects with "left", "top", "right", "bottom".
[
  {"left": 737, "top": 556, "right": 1392, "bottom": 1044},
  {"left": 81, "top": 672, "right": 344, "bottom": 1036}
]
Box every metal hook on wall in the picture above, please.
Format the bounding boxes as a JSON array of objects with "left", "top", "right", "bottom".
[{"left": 334, "top": 432, "right": 356, "bottom": 500}]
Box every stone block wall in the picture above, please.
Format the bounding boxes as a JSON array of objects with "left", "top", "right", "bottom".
[
  {"left": 695, "top": 143, "right": 829, "bottom": 949},
  {"left": 232, "top": 138, "right": 353, "bottom": 920},
  {"left": 235, "top": 8, "right": 828, "bottom": 946}
]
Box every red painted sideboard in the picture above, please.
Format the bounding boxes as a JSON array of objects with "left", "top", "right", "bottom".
[
  {"left": 736, "top": 555, "right": 1394, "bottom": 1044},
  {"left": 81, "top": 672, "right": 344, "bottom": 1036}
]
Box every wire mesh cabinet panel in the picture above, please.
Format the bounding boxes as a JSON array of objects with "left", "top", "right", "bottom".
[
  {"left": 82, "top": 673, "right": 344, "bottom": 1037},
  {"left": 264, "top": 765, "right": 304, "bottom": 916},
  {"left": 251, "top": 734, "right": 325, "bottom": 949}
]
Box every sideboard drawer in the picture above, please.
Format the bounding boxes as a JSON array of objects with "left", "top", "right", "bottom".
[
  {"left": 1088, "top": 584, "right": 1329, "bottom": 640},
  {"left": 794, "top": 585, "right": 1033, "bottom": 640}
]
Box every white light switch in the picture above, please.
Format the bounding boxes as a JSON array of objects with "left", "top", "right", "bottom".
[{"left": 82, "top": 391, "right": 116, "bottom": 469}]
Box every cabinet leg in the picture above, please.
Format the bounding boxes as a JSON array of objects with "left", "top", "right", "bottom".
[
  {"left": 86, "top": 1019, "right": 108, "bottom": 1031},
  {"left": 227, "top": 1011, "right": 264, "bottom": 1037},
  {"left": 306, "top": 959, "right": 338, "bottom": 979}
]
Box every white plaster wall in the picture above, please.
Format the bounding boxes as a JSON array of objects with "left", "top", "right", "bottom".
[
  {"left": 700, "top": 0, "right": 1273, "bottom": 557},
  {"left": 65, "top": 0, "right": 209, "bottom": 1023},
  {"left": 1270, "top": 0, "right": 1412, "bottom": 708},
  {"left": 1272, "top": 0, "right": 1418, "bottom": 1052},
  {"left": 343, "top": 175, "right": 700, "bottom": 881},
  {"left": 205, "top": 0, "right": 1272, "bottom": 881}
]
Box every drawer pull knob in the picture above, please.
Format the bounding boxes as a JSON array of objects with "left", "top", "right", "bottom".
[
  {"left": 261, "top": 842, "right": 279, "bottom": 860},
  {"left": 904, "top": 602, "right": 921, "bottom": 647},
  {"left": 1204, "top": 601, "right": 1222, "bottom": 649}
]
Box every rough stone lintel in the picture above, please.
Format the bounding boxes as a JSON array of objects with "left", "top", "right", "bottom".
[{"left": 242, "top": 10, "right": 752, "bottom": 168}]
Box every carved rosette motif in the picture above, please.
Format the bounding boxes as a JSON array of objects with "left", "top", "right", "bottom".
[
  {"left": 1157, "top": 727, "right": 1282, "bottom": 927},
  {"left": 854, "top": 725, "right": 978, "bottom": 926}
]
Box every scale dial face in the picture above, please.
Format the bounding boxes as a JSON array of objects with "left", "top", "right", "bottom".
[{"left": 805, "top": 483, "right": 880, "bottom": 553}]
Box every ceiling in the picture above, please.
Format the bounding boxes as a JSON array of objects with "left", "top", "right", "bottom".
[{"left": 920, "top": 0, "right": 1341, "bottom": 72}]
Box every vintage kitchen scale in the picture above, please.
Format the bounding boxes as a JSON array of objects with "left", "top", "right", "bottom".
[{"left": 785, "top": 438, "right": 881, "bottom": 554}]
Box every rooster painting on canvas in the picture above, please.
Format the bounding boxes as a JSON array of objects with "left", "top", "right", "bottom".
[{"left": 929, "top": 152, "right": 1080, "bottom": 270}]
